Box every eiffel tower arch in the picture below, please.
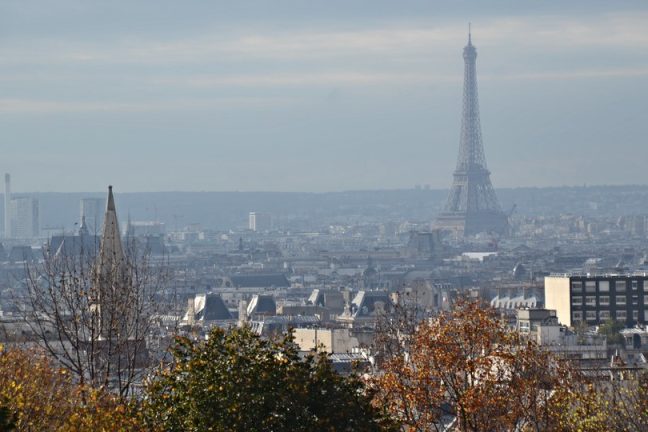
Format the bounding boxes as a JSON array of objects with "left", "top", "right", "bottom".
[{"left": 435, "top": 30, "right": 509, "bottom": 237}]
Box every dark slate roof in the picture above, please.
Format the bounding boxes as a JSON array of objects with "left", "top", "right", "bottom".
[
  {"left": 196, "top": 294, "right": 232, "bottom": 321},
  {"left": 350, "top": 291, "right": 392, "bottom": 317},
  {"left": 49, "top": 235, "right": 100, "bottom": 258},
  {"left": 247, "top": 295, "right": 277, "bottom": 316},
  {"left": 307, "top": 289, "right": 345, "bottom": 310},
  {"left": 8, "top": 246, "right": 36, "bottom": 262},
  {"left": 230, "top": 274, "right": 290, "bottom": 288},
  {"left": 307, "top": 289, "right": 322, "bottom": 306}
]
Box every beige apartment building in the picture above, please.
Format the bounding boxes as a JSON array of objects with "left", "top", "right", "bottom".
[{"left": 545, "top": 274, "right": 648, "bottom": 327}]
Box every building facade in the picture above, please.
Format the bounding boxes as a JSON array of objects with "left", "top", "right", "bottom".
[
  {"left": 8, "top": 197, "right": 39, "bottom": 239},
  {"left": 545, "top": 274, "right": 648, "bottom": 327},
  {"left": 248, "top": 212, "right": 271, "bottom": 232},
  {"left": 80, "top": 197, "right": 105, "bottom": 235}
]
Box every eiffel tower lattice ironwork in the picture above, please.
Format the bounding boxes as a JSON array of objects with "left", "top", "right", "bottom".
[{"left": 435, "top": 29, "right": 509, "bottom": 236}]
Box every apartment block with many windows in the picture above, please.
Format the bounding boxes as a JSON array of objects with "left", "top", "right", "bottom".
[{"left": 545, "top": 274, "right": 648, "bottom": 327}]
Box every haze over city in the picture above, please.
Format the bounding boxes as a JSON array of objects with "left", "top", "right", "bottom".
[
  {"left": 5, "top": 2, "right": 648, "bottom": 431},
  {"left": 2, "top": 0, "right": 648, "bottom": 192}
]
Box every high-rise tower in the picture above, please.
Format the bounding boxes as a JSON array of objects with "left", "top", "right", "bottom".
[
  {"left": 435, "top": 30, "right": 508, "bottom": 236},
  {"left": 4, "top": 174, "right": 10, "bottom": 239}
]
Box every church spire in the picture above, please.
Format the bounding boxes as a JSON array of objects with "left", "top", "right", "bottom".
[
  {"left": 98, "top": 185, "right": 125, "bottom": 273},
  {"left": 107, "top": 185, "right": 116, "bottom": 212}
]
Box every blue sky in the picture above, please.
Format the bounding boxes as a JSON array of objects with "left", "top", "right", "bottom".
[{"left": 1, "top": 0, "right": 648, "bottom": 192}]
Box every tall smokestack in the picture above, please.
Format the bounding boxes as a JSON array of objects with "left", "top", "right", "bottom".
[{"left": 4, "top": 174, "right": 10, "bottom": 239}]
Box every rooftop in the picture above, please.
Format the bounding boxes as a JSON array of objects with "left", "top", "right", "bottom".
[{"left": 549, "top": 272, "right": 648, "bottom": 278}]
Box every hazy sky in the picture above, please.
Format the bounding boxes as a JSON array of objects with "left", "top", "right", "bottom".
[{"left": 2, "top": 1, "right": 648, "bottom": 192}]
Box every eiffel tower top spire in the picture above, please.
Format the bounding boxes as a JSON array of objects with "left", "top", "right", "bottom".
[{"left": 434, "top": 30, "right": 508, "bottom": 236}]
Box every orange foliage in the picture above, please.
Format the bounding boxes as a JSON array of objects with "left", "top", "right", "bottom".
[
  {"left": 372, "top": 298, "right": 577, "bottom": 431},
  {"left": 0, "top": 345, "right": 145, "bottom": 431}
]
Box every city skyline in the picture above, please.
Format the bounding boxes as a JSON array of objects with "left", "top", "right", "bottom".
[
  {"left": 2, "top": 1, "right": 648, "bottom": 192},
  {"left": 4, "top": 3, "right": 648, "bottom": 428}
]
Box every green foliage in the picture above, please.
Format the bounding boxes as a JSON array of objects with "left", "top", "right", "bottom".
[
  {"left": 598, "top": 319, "right": 625, "bottom": 346},
  {"left": 143, "top": 326, "right": 394, "bottom": 432}
]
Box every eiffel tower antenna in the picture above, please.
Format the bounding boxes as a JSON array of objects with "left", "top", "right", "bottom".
[{"left": 434, "top": 29, "right": 509, "bottom": 237}]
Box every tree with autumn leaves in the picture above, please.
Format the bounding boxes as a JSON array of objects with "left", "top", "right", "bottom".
[
  {"left": 0, "top": 345, "right": 144, "bottom": 431},
  {"left": 5, "top": 299, "right": 648, "bottom": 431},
  {"left": 370, "top": 297, "right": 648, "bottom": 432},
  {"left": 372, "top": 298, "right": 584, "bottom": 431}
]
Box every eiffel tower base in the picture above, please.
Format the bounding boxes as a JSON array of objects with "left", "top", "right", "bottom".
[{"left": 435, "top": 210, "right": 509, "bottom": 237}]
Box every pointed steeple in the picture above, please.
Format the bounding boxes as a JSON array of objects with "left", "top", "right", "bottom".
[
  {"left": 94, "top": 186, "right": 132, "bottom": 340},
  {"left": 98, "top": 185, "right": 125, "bottom": 273},
  {"left": 468, "top": 22, "right": 472, "bottom": 45},
  {"left": 107, "top": 185, "right": 116, "bottom": 212}
]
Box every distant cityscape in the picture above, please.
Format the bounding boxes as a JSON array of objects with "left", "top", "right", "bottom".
[
  {"left": 4, "top": 184, "right": 648, "bottom": 238},
  {"left": 2, "top": 26, "right": 648, "bottom": 431},
  {"left": 3, "top": 32, "right": 648, "bottom": 355}
]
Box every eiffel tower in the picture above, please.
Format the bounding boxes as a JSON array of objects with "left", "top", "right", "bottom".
[{"left": 435, "top": 29, "right": 509, "bottom": 237}]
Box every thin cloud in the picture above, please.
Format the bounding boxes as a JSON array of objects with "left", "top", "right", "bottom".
[
  {"left": 0, "top": 97, "right": 296, "bottom": 114},
  {"left": 482, "top": 67, "right": 648, "bottom": 81},
  {"left": 151, "top": 72, "right": 459, "bottom": 88},
  {"left": 3, "top": 13, "right": 648, "bottom": 67}
]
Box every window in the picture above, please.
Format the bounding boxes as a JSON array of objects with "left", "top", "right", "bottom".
[
  {"left": 586, "top": 281, "right": 596, "bottom": 292},
  {"left": 616, "top": 280, "right": 627, "bottom": 292},
  {"left": 599, "top": 281, "right": 610, "bottom": 292},
  {"left": 600, "top": 296, "right": 610, "bottom": 306},
  {"left": 586, "top": 311, "right": 597, "bottom": 321},
  {"left": 643, "top": 296, "right": 648, "bottom": 305},
  {"left": 632, "top": 280, "right": 639, "bottom": 290},
  {"left": 572, "top": 296, "right": 583, "bottom": 306},
  {"left": 571, "top": 281, "right": 583, "bottom": 292},
  {"left": 616, "top": 296, "right": 627, "bottom": 305},
  {"left": 572, "top": 311, "right": 583, "bottom": 321},
  {"left": 633, "top": 310, "right": 639, "bottom": 321},
  {"left": 616, "top": 310, "right": 627, "bottom": 320},
  {"left": 599, "top": 310, "right": 611, "bottom": 320},
  {"left": 633, "top": 295, "right": 639, "bottom": 305},
  {"left": 586, "top": 296, "right": 597, "bottom": 306},
  {"left": 643, "top": 280, "right": 648, "bottom": 292}
]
